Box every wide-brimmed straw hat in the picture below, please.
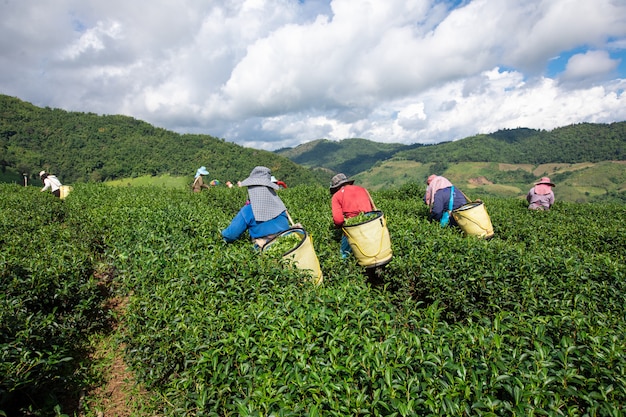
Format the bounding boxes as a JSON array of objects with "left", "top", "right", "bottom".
[
  {"left": 535, "top": 177, "right": 555, "bottom": 187},
  {"left": 240, "top": 166, "right": 279, "bottom": 190},
  {"left": 330, "top": 173, "right": 355, "bottom": 194},
  {"left": 39, "top": 170, "right": 46, "bottom": 177}
]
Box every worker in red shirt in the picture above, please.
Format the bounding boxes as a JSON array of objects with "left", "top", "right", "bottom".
[
  {"left": 330, "top": 173, "right": 375, "bottom": 258},
  {"left": 271, "top": 175, "right": 288, "bottom": 189}
]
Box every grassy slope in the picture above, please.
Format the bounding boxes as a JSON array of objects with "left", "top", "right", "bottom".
[{"left": 356, "top": 159, "right": 626, "bottom": 203}]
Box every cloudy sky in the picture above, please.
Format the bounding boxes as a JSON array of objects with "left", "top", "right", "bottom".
[{"left": 2, "top": 0, "right": 626, "bottom": 150}]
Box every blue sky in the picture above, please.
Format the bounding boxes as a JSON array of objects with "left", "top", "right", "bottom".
[{"left": 1, "top": 0, "right": 625, "bottom": 150}]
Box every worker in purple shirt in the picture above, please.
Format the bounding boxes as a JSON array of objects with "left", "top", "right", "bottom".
[
  {"left": 424, "top": 175, "right": 467, "bottom": 225},
  {"left": 527, "top": 177, "right": 555, "bottom": 210}
]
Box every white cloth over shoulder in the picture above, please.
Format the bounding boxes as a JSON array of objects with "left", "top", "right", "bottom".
[{"left": 42, "top": 175, "right": 62, "bottom": 192}]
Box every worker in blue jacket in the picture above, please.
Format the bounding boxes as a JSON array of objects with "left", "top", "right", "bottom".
[{"left": 221, "top": 166, "right": 290, "bottom": 249}]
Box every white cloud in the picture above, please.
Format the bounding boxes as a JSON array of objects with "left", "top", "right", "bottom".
[
  {"left": 1, "top": 0, "right": 626, "bottom": 151},
  {"left": 561, "top": 50, "right": 619, "bottom": 82},
  {"left": 60, "top": 21, "right": 123, "bottom": 60},
  {"left": 396, "top": 103, "right": 427, "bottom": 130}
]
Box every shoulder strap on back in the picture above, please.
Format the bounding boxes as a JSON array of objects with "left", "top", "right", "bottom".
[
  {"left": 447, "top": 186, "right": 455, "bottom": 211},
  {"left": 364, "top": 188, "right": 377, "bottom": 211}
]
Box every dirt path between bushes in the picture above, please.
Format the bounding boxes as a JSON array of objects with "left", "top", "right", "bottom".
[{"left": 79, "top": 296, "right": 147, "bottom": 417}]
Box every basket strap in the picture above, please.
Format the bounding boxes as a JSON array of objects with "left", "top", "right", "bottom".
[
  {"left": 364, "top": 189, "right": 378, "bottom": 211},
  {"left": 458, "top": 188, "right": 472, "bottom": 204},
  {"left": 285, "top": 211, "right": 305, "bottom": 229},
  {"left": 447, "top": 186, "right": 455, "bottom": 211}
]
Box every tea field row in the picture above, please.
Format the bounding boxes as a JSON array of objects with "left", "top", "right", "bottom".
[{"left": 1, "top": 183, "right": 625, "bottom": 416}]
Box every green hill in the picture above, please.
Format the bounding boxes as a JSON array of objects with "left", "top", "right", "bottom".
[
  {"left": 276, "top": 124, "right": 626, "bottom": 174},
  {"left": 276, "top": 138, "right": 419, "bottom": 176},
  {"left": 275, "top": 125, "right": 626, "bottom": 203},
  {"left": 394, "top": 124, "right": 626, "bottom": 164},
  {"left": 2, "top": 94, "right": 625, "bottom": 202},
  {"left": 0, "top": 94, "right": 324, "bottom": 187}
]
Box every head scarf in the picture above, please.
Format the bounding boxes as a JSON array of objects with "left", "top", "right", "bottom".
[
  {"left": 240, "top": 167, "right": 286, "bottom": 221},
  {"left": 533, "top": 177, "right": 555, "bottom": 195},
  {"left": 424, "top": 175, "right": 453, "bottom": 208},
  {"left": 247, "top": 186, "right": 287, "bottom": 222}
]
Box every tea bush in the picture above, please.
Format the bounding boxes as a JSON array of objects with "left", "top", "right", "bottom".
[
  {"left": 0, "top": 184, "right": 109, "bottom": 415},
  {"left": 1, "top": 182, "right": 625, "bottom": 416}
]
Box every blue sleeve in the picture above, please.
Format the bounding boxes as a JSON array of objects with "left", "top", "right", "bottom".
[{"left": 221, "top": 205, "right": 252, "bottom": 242}]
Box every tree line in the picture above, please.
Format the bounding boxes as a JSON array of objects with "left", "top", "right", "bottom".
[
  {"left": 395, "top": 124, "right": 626, "bottom": 165},
  {"left": 2, "top": 94, "right": 625, "bottom": 186},
  {"left": 0, "top": 95, "right": 325, "bottom": 186}
]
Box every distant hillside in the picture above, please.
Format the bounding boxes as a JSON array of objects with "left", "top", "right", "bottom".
[
  {"left": 0, "top": 94, "right": 324, "bottom": 186},
  {"left": 276, "top": 138, "right": 419, "bottom": 177},
  {"left": 3, "top": 93, "right": 624, "bottom": 202},
  {"left": 353, "top": 160, "right": 626, "bottom": 204},
  {"left": 394, "top": 124, "right": 626, "bottom": 164},
  {"left": 277, "top": 125, "right": 626, "bottom": 177},
  {"left": 275, "top": 123, "right": 626, "bottom": 203}
]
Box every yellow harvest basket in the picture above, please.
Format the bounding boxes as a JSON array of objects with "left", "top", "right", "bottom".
[
  {"left": 263, "top": 227, "right": 323, "bottom": 285},
  {"left": 452, "top": 201, "right": 494, "bottom": 239},
  {"left": 60, "top": 185, "right": 73, "bottom": 200},
  {"left": 342, "top": 211, "right": 392, "bottom": 268}
]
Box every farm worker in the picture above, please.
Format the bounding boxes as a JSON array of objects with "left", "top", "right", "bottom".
[
  {"left": 221, "top": 166, "right": 290, "bottom": 249},
  {"left": 39, "top": 170, "right": 62, "bottom": 198},
  {"left": 271, "top": 175, "right": 288, "bottom": 189},
  {"left": 526, "top": 177, "right": 555, "bottom": 210},
  {"left": 191, "top": 166, "right": 210, "bottom": 193},
  {"left": 424, "top": 174, "right": 467, "bottom": 226},
  {"left": 330, "top": 173, "right": 375, "bottom": 259}
]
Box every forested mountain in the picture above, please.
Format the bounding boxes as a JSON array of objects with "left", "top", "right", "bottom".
[
  {"left": 276, "top": 138, "right": 421, "bottom": 176},
  {"left": 2, "top": 93, "right": 625, "bottom": 200},
  {"left": 274, "top": 123, "right": 626, "bottom": 204},
  {"left": 394, "top": 124, "right": 626, "bottom": 164},
  {"left": 0, "top": 94, "right": 325, "bottom": 185},
  {"left": 277, "top": 124, "right": 626, "bottom": 174}
]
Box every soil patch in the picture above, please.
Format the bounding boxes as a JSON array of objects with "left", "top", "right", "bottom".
[
  {"left": 79, "top": 296, "right": 150, "bottom": 417},
  {"left": 468, "top": 176, "right": 493, "bottom": 185}
]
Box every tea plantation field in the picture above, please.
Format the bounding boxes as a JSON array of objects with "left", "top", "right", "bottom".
[{"left": 1, "top": 183, "right": 625, "bottom": 416}]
